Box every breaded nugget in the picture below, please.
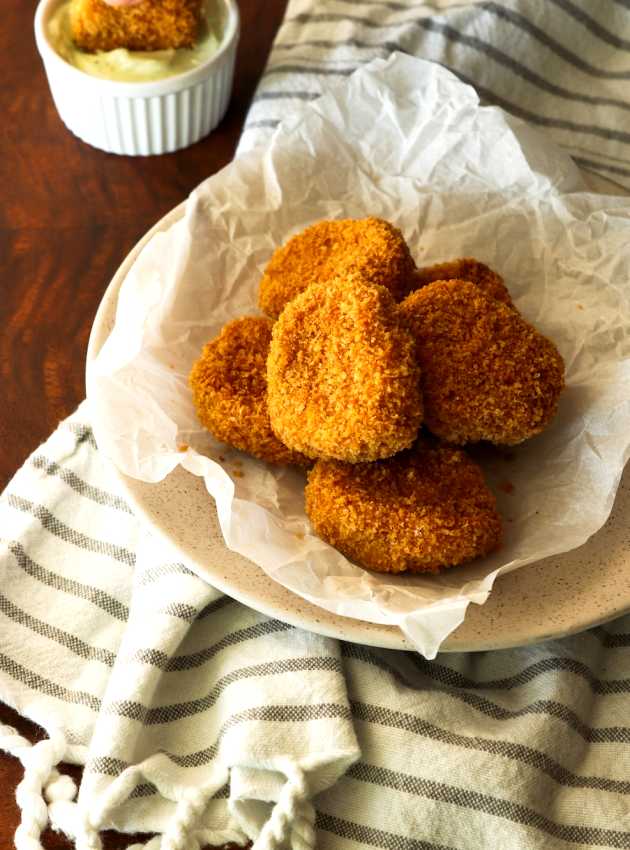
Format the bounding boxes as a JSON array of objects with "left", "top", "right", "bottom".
[
  {"left": 410, "top": 258, "right": 512, "bottom": 305},
  {"left": 305, "top": 441, "right": 502, "bottom": 574},
  {"left": 267, "top": 276, "right": 422, "bottom": 462},
  {"left": 189, "top": 317, "right": 309, "bottom": 466},
  {"left": 70, "top": 0, "right": 203, "bottom": 52},
  {"left": 259, "top": 217, "right": 415, "bottom": 319},
  {"left": 400, "top": 279, "right": 565, "bottom": 445}
]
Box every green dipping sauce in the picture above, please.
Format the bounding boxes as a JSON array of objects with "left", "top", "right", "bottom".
[{"left": 48, "top": 0, "right": 222, "bottom": 83}]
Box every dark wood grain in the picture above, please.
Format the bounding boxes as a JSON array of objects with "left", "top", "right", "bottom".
[{"left": 0, "top": 0, "right": 286, "bottom": 845}]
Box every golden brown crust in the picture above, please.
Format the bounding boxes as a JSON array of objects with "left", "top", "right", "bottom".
[
  {"left": 267, "top": 276, "right": 423, "bottom": 462},
  {"left": 399, "top": 279, "right": 565, "bottom": 446},
  {"left": 189, "top": 317, "right": 310, "bottom": 466},
  {"left": 305, "top": 441, "right": 502, "bottom": 574},
  {"left": 70, "top": 0, "right": 203, "bottom": 52},
  {"left": 409, "top": 258, "right": 513, "bottom": 305},
  {"left": 258, "top": 217, "right": 416, "bottom": 319}
]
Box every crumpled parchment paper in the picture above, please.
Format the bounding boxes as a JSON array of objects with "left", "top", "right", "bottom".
[{"left": 87, "top": 54, "right": 630, "bottom": 658}]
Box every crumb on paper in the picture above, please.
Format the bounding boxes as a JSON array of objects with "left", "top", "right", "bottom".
[
  {"left": 499, "top": 480, "right": 515, "bottom": 494},
  {"left": 177, "top": 444, "right": 189, "bottom": 453},
  {"left": 232, "top": 469, "right": 244, "bottom": 478}
]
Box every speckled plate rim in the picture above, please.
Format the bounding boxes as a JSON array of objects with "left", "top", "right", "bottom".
[{"left": 86, "top": 202, "right": 630, "bottom": 653}]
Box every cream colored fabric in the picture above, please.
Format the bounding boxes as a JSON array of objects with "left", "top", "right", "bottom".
[{"left": 3, "top": 396, "right": 630, "bottom": 849}]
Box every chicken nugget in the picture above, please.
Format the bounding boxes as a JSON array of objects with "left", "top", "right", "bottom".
[
  {"left": 189, "top": 317, "right": 309, "bottom": 466},
  {"left": 399, "top": 279, "right": 565, "bottom": 445},
  {"left": 305, "top": 441, "right": 502, "bottom": 574},
  {"left": 267, "top": 276, "right": 422, "bottom": 462},
  {"left": 410, "top": 258, "right": 512, "bottom": 305},
  {"left": 259, "top": 217, "right": 415, "bottom": 318},
  {"left": 70, "top": 0, "right": 203, "bottom": 52}
]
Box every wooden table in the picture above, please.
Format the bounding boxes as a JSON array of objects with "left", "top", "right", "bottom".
[{"left": 0, "top": 1, "right": 287, "bottom": 845}]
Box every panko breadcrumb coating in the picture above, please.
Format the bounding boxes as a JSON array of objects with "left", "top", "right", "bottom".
[
  {"left": 305, "top": 441, "right": 502, "bottom": 574},
  {"left": 259, "top": 217, "right": 416, "bottom": 319},
  {"left": 267, "top": 276, "right": 423, "bottom": 462},
  {"left": 189, "top": 317, "right": 309, "bottom": 466},
  {"left": 70, "top": 0, "right": 203, "bottom": 52},
  {"left": 410, "top": 258, "right": 513, "bottom": 305},
  {"left": 400, "top": 279, "right": 565, "bottom": 445}
]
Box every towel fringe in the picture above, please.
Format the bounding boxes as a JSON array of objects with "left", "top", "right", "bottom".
[
  {"left": 252, "top": 762, "right": 316, "bottom": 850},
  {"left": 126, "top": 826, "right": 247, "bottom": 850},
  {"left": 162, "top": 776, "right": 228, "bottom": 850},
  {"left": 0, "top": 722, "right": 75, "bottom": 850},
  {"left": 53, "top": 756, "right": 239, "bottom": 850},
  {"left": 127, "top": 838, "right": 163, "bottom": 850},
  {"left": 0, "top": 723, "right": 314, "bottom": 850}
]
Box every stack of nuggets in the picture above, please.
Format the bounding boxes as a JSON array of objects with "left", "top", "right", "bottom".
[{"left": 190, "top": 217, "right": 565, "bottom": 575}]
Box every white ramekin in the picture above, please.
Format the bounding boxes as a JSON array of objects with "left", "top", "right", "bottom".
[{"left": 34, "top": 0, "right": 239, "bottom": 156}]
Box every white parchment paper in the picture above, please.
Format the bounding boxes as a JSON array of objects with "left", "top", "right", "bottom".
[{"left": 87, "top": 54, "right": 630, "bottom": 658}]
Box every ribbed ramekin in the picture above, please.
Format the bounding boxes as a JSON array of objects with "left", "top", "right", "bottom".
[{"left": 34, "top": 0, "right": 239, "bottom": 156}]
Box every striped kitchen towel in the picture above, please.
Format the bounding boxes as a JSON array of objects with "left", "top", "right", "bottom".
[
  {"left": 241, "top": 0, "right": 630, "bottom": 189},
  {"left": 4, "top": 408, "right": 630, "bottom": 850},
  {"left": 3, "top": 1, "right": 630, "bottom": 849},
  {"left": 0, "top": 406, "right": 359, "bottom": 850}
]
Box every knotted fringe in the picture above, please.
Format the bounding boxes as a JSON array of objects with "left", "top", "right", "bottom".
[
  {"left": 51, "top": 760, "right": 245, "bottom": 850},
  {"left": 254, "top": 762, "right": 315, "bottom": 850},
  {"left": 0, "top": 724, "right": 318, "bottom": 850},
  {"left": 0, "top": 723, "right": 76, "bottom": 850}
]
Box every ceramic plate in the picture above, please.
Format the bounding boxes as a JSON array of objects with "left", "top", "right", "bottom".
[{"left": 86, "top": 200, "right": 630, "bottom": 652}]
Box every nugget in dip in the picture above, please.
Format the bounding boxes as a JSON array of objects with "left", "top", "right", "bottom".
[
  {"left": 70, "top": 0, "right": 204, "bottom": 53},
  {"left": 267, "top": 276, "right": 422, "bottom": 462},
  {"left": 305, "top": 441, "right": 502, "bottom": 574}
]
